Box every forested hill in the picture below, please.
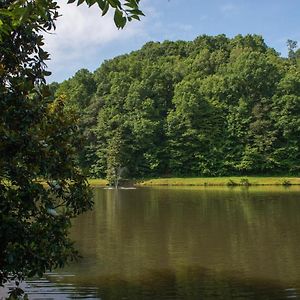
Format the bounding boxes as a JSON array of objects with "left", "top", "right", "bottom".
[{"left": 53, "top": 34, "right": 300, "bottom": 179}]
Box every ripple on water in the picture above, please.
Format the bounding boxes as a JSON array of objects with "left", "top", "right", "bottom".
[{"left": 0, "top": 274, "right": 100, "bottom": 300}]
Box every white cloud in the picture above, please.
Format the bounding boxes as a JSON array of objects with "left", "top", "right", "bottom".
[
  {"left": 43, "top": 0, "right": 199, "bottom": 82},
  {"left": 44, "top": 1, "right": 148, "bottom": 81}
]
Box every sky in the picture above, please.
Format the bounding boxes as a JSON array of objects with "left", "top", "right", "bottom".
[{"left": 44, "top": 0, "right": 300, "bottom": 83}]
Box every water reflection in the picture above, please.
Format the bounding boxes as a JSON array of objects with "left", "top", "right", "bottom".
[{"left": 34, "top": 187, "right": 300, "bottom": 299}]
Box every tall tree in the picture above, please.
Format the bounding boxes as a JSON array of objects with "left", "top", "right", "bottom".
[
  {"left": 287, "top": 39, "right": 298, "bottom": 61},
  {"left": 0, "top": 0, "right": 143, "bottom": 294}
]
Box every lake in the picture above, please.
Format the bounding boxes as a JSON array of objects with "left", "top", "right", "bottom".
[{"left": 25, "top": 186, "right": 300, "bottom": 299}]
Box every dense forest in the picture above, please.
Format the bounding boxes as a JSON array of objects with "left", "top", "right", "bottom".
[{"left": 53, "top": 34, "right": 300, "bottom": 179}]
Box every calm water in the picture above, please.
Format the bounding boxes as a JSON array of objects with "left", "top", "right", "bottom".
[{"left": 26, "top": 186, "right": 300, "bottom": 299}]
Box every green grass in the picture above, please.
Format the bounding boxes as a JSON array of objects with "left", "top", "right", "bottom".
[
  {"left": 88, "top": 176, "right": 300, "bottom": 187},
  {"left": 88, "top": 178, "right": 108, "bottom": 186},
  {"left": 136, "top": 176, "right": 300, "bottom": 186}
]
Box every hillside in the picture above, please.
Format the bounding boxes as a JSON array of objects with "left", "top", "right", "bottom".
[{"left": 54, "top": 34, "right": 300, "bottom": 179}]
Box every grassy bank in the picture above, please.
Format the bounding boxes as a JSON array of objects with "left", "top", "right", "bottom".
[
  {"left": 88, "top": 178, "right": 108, "bottom": 186},
  {"left": 135, "top": 177, "right": 300, "bottom": 187},
  {"left": 89, "top": 177, "right": 300, "bottom": 187}
]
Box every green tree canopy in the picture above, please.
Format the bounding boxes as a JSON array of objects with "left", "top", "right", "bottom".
[{"left": 58, "top": 35, "right": 300, "bottom": 179}]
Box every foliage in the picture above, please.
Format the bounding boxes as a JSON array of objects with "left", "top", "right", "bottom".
[
  {"left": 227, "top": 179, "right": 238, "bottom": 186},
  {"left": 67, "top": 0, "right": 144, "bottom": 29},
  {"left": 240, "top": 178, "right": 251, "bottom": 186},
  {"left": 282, "top": 179, "right": 291, "bottom": 186},
  {"left": 106, "top": 128, "right": 127, "bottom": 186},
  {"left": 57, "top": 34, "right": 300, "bottom": 179},
  {"left": 0, "top": 0, "right": 143, "bottom": 293}
]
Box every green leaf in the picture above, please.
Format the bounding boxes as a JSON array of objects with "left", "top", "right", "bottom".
[
  {"left": 114, "top": 8, "right": 126, "bottom": 28},
  {"left": 97, "top": 0, "right": 106, "bottom": 10},
  {"left": 107, "top": 0, "right": 119, "bottom": 8},
  {"left": 130, "top": 15, "right": 140, "bottom": 21},
  {"left": 77, "top": 0, "right": 85, "bottom": 6},
  {"left": 124, "top": 2, "right": 136, "bottom": 9},
  {"left": 44, "top": 70, "right": 52, "bottom": 77},
  {"left": 129, "top": 9, "right": 145, "bottom": 16},
  {"left": 102, "top": 2, "right": 109, "bottom": 16},
  {"left": 86, "top": 0, "right": 97, "bottom": 6}
]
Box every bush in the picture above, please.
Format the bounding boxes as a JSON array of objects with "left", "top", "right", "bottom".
[
  {"left": 240, "top": 178, "right": 251, "bottom": 186},
  {"left": 227, "top": 179, "right": 238, "bottom": 186},
  {"left": 282, "top": 179, "right": 291, "bottom": 186}
]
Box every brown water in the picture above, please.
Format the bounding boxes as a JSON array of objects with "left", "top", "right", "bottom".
[{"left": 26, "top": 186, "right": 300, "bottom": 299}]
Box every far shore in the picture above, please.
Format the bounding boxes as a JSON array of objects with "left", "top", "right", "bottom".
[{"left": 88, "top": 176, "right": 300, "bottom": 187}]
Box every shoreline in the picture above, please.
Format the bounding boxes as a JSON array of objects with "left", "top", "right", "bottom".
[{"left": 88, "top": 177, "right": 300, "bottom": 187}]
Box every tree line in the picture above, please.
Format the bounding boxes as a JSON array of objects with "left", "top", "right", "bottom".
[{"left": 54, "top": 35, "right": 300, "bottom": 180}]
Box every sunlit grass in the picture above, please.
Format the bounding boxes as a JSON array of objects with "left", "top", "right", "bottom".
[
  {"left": 88, "top": 178, "right": 108, "bottom": 186},
  {"left": 136, "top": 176, "right": 300, "bottom": 186}
]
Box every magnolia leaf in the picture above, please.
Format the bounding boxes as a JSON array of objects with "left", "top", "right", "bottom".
[
  {"left": 107, "top": 0, "right": 119, "bottom": 9},
  {"left": 114, "top": 8, "right": 126, "bottom": 28},
  {"left": 130, "top": 15, "right": 140, "bottom": 21},
  {"left": 102, "top": 2, "right": 109, "bottom": 16},
  {"left": 77, "top": 0, "right": 85, "bottom": 6}
]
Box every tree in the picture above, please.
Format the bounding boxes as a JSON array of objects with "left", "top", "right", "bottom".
[
  {"left": 64, "top": 34, "right": 300, "bottom": 178},
  {"left": 271, "top": 68, "right": 300, "bottom": 173},
  {"left": 55, "top": 69, "right": 96, "bottom": 110},
  {"left": 0, "top": 0, "right": 143, "bottom": 295},
  {"left": 166, "top": 78, "right": 223, "bottom": 175},
  {"left": 106, "top": 128, "right": 128, "bottom": 187},
  {"left": 287, "top": 39, "right": 298, "bottom": 61}
]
